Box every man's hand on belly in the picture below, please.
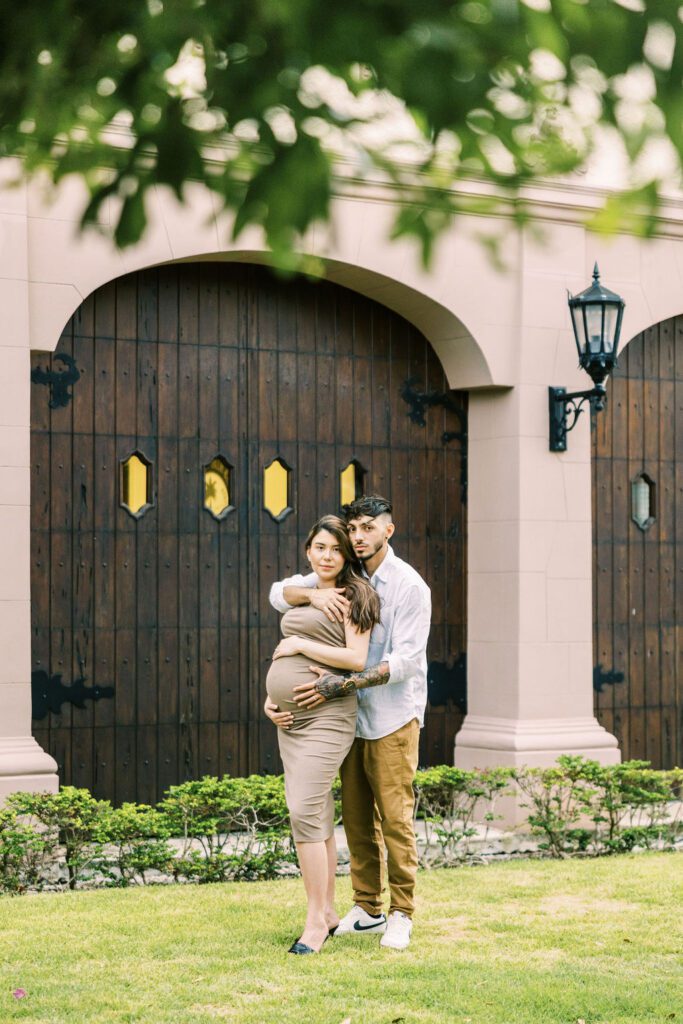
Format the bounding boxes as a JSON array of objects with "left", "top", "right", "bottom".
[
  {"left": 293, "top": 666, "right": 352, "bottom": 707},
  {"left": 293, "top": 661, "right": 391, "bottom": 706}
]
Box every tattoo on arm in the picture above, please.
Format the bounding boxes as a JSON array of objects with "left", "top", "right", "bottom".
[{"left": 315, "top": 662, "right": 391, "bottom": 700}]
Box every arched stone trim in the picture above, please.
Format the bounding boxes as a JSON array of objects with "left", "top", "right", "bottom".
[
  {"left": 32, "top": 250, "right": 494, "bottom": 391},
  {"left": 177, "top": 253, "right": 494, "bottom": 390},
  {"left": 25, "top": 183, "right": 508, "bottom": 389},
  {"left": 618, "top": 309, "right": 683, "bottom": 360}
]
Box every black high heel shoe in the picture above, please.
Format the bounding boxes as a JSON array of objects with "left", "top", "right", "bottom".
[
  {"left": 288, "top": 934, "right": 328, "bottom": 955},
  {"left": 288, "top": 940, "right": 317, "bottom": 955}
]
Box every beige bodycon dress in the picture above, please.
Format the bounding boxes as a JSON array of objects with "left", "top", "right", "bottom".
[{"left": 266, "top": 605, "right": 357, "bottom": 843}]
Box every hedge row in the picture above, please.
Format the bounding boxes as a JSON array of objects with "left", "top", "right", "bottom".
[{"left": 1, "top": 757, "right": 681, "bottom": 893}]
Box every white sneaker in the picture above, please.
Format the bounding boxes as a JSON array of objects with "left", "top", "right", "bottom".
[
  {"left": 380, "top": 911, "right": 413, "bottom": 950},
  {"left": 332, "top": 905, "right": 387, "bottom": 936}
]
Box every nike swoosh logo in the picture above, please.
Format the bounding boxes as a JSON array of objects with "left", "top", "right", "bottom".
[{"left": 353, "top": 920, "right": 385, "bottom": 931}]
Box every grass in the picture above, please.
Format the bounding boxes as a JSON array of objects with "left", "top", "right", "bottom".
[{"left": 1, "top": 853, "right": 682, "bottom": 1024}]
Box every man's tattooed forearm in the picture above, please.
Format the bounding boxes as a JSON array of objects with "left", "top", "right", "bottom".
[
  {"left": 315, "top": 662, "right": 391, "bottom": 699},
  {"left": 315, "top": 673, "right": 357, "bottom": 699},
  {"left": 351, "top": 662, "right": 391, "bottom": 690}
]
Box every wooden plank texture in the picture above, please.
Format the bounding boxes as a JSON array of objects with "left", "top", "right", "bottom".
[
  {"left": 593, "top": 318, "right": 683, "bottom": 768},
  {"left": 31, "top": 263, "right": 469, "bottom": 803}
]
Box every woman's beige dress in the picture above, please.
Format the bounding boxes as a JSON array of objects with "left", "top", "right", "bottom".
[{"left": 266, "top": 605, "right": 357, "bottom": 843}]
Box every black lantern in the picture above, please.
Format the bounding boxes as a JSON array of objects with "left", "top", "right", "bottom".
[{"left": 549, "top": 264, "right": 625, "bottom": 451}]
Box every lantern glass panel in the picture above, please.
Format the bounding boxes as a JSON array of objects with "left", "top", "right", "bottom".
[
  {"left": 585, "top": 304, "right": 604, "bottom": 354},
  {"left": 603, "top": 305, "right": 619, "bottom": 353},
  {"left": 570, "top": 305, "right": 586, "bottom": 356}
]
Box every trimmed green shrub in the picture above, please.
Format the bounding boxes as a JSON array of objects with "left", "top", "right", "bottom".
[
  {"left": 156, "top": 775, "right": 294, "bottom": 884},
  {"left": 1, "top": 760, "right": 681, "bottom": 892},
  {"left": 589, "top": 761, "right": 683, "bottom": 853},
  {"left": 513, "top": 756, "right": 599, "bottom": 857},
  {"left": 0, "top": 806, "right": 53, "bottom": 894},
  {"left": 156, "top": 774, "right": 289, "bottom": 839},
  {"left": 413, "top": 766, "right": 513, "bottom": 867},
  {"left": 8, "top": 787, "right": 111, "bottom": 889},
  {"left": 94, "top": 804, "right": 174, "bottom": 886},
  {"left": 514, "top": 757, "right": 683, "bottom": 857}
]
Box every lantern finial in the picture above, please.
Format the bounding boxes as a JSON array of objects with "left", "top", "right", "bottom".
[{"left": 592, "top": 262, "right": 600, "bottom": 282}]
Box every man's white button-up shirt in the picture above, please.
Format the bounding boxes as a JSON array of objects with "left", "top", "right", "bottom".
[{"left": 269, "top": 545, "right": 431, "bottom": 740}]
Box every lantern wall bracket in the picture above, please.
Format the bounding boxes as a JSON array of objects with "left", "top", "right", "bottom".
[{"left": 548, "top": 383, "right": 606, "bottom": 452}]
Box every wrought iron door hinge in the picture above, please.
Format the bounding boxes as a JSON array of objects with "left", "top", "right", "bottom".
[
  {"left": 427, "top": 655, "right": 467, "bottom": 712},
  {"left": 31, "top": 669, "right": 114, "bottom": 720},
  {"left": 593, "top": 663, "right": 625, "bottom": 693},
  {"left": 31, "top": 353, "right": 81, "bottom": 408}
]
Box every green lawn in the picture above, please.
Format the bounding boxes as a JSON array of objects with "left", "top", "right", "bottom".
[{"left": 1, "top": 853, "right": 681, "bottom": 1024}]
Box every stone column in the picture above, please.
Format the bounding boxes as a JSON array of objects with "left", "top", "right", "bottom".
[
  {"left": 0, "top": 171, "right": 58, "bottom": 800},
  {"left": 455, "top": 227, "right": 620, "bottom": 770}
]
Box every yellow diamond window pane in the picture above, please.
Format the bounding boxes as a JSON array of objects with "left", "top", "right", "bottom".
[
  {"left": 122, "top": 454, "right": 148, "bottom": 515},
  {"left": 264, "top": 458, "right": 289, "bottom": 519},
  {"left": 204, "top": 458, "right": 231, "bottom": 517},
  {"left": 340, "top": 462, "right": 357, "bottom": 506}
]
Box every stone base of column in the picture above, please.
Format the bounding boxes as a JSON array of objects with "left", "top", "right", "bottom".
[
  {"left": 454, "top": 714, "right": 620, "bottom": 769},
  {"left": 454, "top": 715, "right": 620, "bottom": 827},
  {"left": 0, "top": 737, "right": 59, "bottom": 802}
]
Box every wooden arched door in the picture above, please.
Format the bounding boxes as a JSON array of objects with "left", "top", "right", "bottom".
[
  {"left": 30, "top": 263, "right": 467, "bottom": 804},
  {"left": 592, "top": 314, "right": 683, "bottom": 768}
]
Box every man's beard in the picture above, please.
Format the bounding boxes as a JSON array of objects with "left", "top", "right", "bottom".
[{"left": 354, "top": 540, "right": 384, "bottom": 562}]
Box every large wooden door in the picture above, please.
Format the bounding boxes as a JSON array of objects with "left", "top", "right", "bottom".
[
  {"left": 30, "top": 263, "right": 467, "bottom": 804},
  {"left": 592, "top": 315, "right": 683, "bottom": 768}
]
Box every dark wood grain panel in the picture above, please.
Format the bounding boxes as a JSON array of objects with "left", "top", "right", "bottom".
[
  {"left": 72, "top": 334, "right": 94, "bottom": 437},
  {"left": 32, "top": 262, "right": 468, "bottom": 802},
  {"left": 94, "top": 281, "right": 116, "bottom": 340},
  {"left": 71, "top": 727, "right": 94, "bottom": 793},
  {"left": 94, "top": 627, "right": 116, "bottom": 729},
  {"left": 93, "top": 726, "right": 115, "bottom": 802},
  {"left": 593, "top": 316, "right": 683, "bottom": 768}
]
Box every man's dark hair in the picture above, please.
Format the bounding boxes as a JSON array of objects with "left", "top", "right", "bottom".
[{"left": 342, "top": 494, "right": 393, "bottom": 522}]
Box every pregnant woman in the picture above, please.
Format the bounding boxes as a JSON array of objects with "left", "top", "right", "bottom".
[{"left": 266, "top": 514, "right": 380, "bottom": 955}]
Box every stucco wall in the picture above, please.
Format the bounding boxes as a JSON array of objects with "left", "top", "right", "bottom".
[{"left": 3, "top": 162, "right": 683, "bottom": 795}]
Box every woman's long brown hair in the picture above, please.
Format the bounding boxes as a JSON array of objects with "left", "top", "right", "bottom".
[{"left": 305, "top": 515, "right": 381, "bottom": 633}]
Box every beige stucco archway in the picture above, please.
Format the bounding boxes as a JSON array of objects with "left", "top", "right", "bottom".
[
  {"left": 8, "top": 169, "right": 683, "bottom": 798},
  {"left": 22, "top": 181, "right": 508, "bottom": 389},
  {"left": 3, "top": 174, "right": 511, "bottom": 797}
]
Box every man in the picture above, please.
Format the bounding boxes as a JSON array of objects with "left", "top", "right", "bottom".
[{"left": 266, "top": 495, "right": 431, "bottom": 950}]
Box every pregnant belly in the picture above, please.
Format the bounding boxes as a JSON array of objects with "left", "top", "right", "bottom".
[{"left": 266, "top": 655, "right": 332, "bottom": 709}]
